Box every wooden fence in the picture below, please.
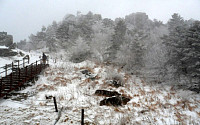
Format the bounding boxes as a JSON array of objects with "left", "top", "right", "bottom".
[{"left": 0, "top": 57, "right": 49, "bottom": 98}]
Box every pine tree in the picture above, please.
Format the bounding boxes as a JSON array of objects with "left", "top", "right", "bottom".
[
  {"left": 182, "top": 21, "right": 200, "bottom": 87},
  {"left": 106, "top": 19, "right": 127, "bottom": 61},
  {"left": 162, "top": 13, "right": 188, "bottom": 82}
]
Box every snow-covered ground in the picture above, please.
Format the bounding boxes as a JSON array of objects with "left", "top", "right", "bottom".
[
  {"left": 0, "top": 46, "right": 8, "bottom": 49},
  {"left": 0, "top": 57, "right": 200, "bottom": 125}
]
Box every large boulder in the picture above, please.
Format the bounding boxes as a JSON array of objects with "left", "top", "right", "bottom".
[
  {"left": 100, "top": 96, "right": 131, "bottom": 106},
  {"left": 95, "top": 90, "right": 121, "bottom": 97}
]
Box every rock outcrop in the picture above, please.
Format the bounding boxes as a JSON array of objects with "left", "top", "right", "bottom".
[
  {"left": 100, "top": 96, "right": 131, "bottom": 106},
  {"left": 95, "top": 90, "right": 121, "bottom": 97}
]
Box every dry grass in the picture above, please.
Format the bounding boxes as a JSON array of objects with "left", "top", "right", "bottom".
[
  {"left": 133, "top": 94, "right": 139, "bottom": 97},
  {"left": 36, "top": 84, "right": 56, "bottom": 91},
  {"left": 94, "top": 75, "right": 101, "bottom": 80},
  {"left": 71, "top": 76, "right": 80, "bottom": 80},
  {"left": 114, "top": 107, "right": 124, "bottom": 113},
  {"left": 175, "top": 111, "right": 186, "bottom": 123},
  {"left": 147, "top": 90, "right": 156, "bottom": 95},
  {"left": 117, "top": 68, "right": 121, "bottom": 73},
  {"left": 39, "top": 102, "right": 47, "bottom": 106},
  {"left": 56, "top": 72, "right": 64, "bottom": 76},
  {"left": 139, "top": 88, "right": 146, "bottom": 95},
  {"left": 146, "top": 105, "right": 156, "bottom": 112},
  {"left": 74, "top": 67, "right": 79, "bottom": 71},
  {"left": 44, "top": 71, "right": 54, "bottom": 76},
  {"left": 88, "top": 81, "right": 98, "bottom": 89},
  {"left": 52, "top": 76, "right": 71, "bottom": 86},
  {"left": 80, "top": 78, "right": 91, "bottom": 86},
  {"left": 132, "top": 102, "right": 140, "bottom": 107},
  {"left": 196, "top": 112, "right": 200, "bottom": 117},
  {"left": 124, "top": 73, "right": 130, "bottom": 83},
  {"left": 58, "top": 95, "right": 65, "bottom": 101},
  {"left": 122, "top": 93, "right": 132, "bottom": 99},
  {"left": 164, "top": 93, "right": 172, "bottom": 100},
  {"left": 188, "top": 104, "right": 196, "bottom": 111}
]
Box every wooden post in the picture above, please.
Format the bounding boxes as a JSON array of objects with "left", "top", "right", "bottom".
[
  {"left": 36, "top": 61, "right": 38, "bottom": 74},
  {"left": 12, "top": 62, "right": 14, "bottom": 72},
  {"left": 40, "top": 60, "right": 42, "bottom": 72},
  {"left": 5, "top": 64, "right": 7, "bottom": 76},
  {"left": 23, "top": 58, "right": 25, "bottom": 67},
  {"left": 81, "top": 109, "right": 84, "bottom": 125},
  {"left": 25, "top": 66, "right": 28, "bottom": 77},
  {"left": 31, "top": 64, "right": 32, "bottom": 78},
  {"left": 10, "top": 72, "right": 12, "bottom": 89},
  {"left": 18, "top": 68, "right": 21, "bottom": 81},
  {"left": 0, "top": 78, "right": 2, "bottom": 96},
  {"left": 28, "top": 56, "right": 30, "bottom": 64},
  {"left": 47, "top": 57, "right": 49, "bottom": 65},
  {"left": 18, "top": 60, "right": 19, "bottom": 69},
  {"left": 53, "top": 97, "right": 58, "bottom": 112}
]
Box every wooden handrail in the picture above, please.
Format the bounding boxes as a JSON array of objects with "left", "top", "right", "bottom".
[
  {"left": 0, "top": 58, "right": 49, "bottom": 98},
  {"left": 0, "top": 57, "right": 47, "bottom": 77}
]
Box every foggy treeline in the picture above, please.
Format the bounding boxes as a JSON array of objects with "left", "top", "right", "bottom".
[{"left": 17, "top": 12, "right": 200, "bottom": 90}]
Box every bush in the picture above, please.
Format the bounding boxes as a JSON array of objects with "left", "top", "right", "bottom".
[
  {"left": 105, "top": 67, "right": 124, "bottom": 87},
  {"left": 70, "top": 51, "right": 91, "bottom": 63}
]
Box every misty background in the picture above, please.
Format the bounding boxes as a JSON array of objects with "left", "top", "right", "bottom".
[{"left": 0, "top": 0, "right": 200, "bottom": 42}]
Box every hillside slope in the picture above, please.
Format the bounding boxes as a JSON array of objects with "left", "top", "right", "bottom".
[{"left": 0, "top": 59, "right": 199, "bottom": 125}]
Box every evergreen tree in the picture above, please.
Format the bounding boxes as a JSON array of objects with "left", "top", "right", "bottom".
[
  {"left": 106, "top": 19, "right": 127, "bottom": 61},
  {"left": 162, "top": 13, "right": 188, "bottom": 82},
  {"left": 183, "top": 21, "right": 200, "bottom": 86}
]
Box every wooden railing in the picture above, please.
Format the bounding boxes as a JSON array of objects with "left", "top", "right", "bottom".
[
  {"left": 0, "top": 56, "right": 30, "bottom": 77},
  {"left": 0, "top": 57, "right": 49, "bottom": 98}
]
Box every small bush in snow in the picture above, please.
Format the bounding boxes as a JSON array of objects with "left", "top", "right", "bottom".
[{"left": 105, "top": 68, "right": 124, "bottom": 87}]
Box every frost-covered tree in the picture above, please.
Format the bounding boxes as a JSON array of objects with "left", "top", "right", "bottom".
[
  {"left": 69, "top": 36, "right": 91, "bottom": 63},
  {"left": 45, "top": 21, "right": 59, "bottom": 52},
  {"left": 90, "top": 21, "right": 113, "bottom": 62},
  {"left": 182, "top": 21, "right": 200, "bottom": 86},
  {"left": 162, "top": 13, "right": 188, "bottom": 83},
  {"left": 106, "top": 19, "right": 127, "bottom": 61},
  {"left": 17, "top": 39, "right": 27, "bottom": 50},
  {"left": 116, "top": 39, "right": 144, "bottom": 73},
  {"left": 102, "top": 18, "right": 114, "bottom": 28},
  {"left": 125, "top": 12, "right": 149, "bottom": 30},
  {"left": 29, "top": 27, "right": 47, "bottom": 50}
]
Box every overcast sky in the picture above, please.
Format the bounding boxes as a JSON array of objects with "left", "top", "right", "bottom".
[{"left": 0, "top": 0, "right": 200, "bottom": 42}]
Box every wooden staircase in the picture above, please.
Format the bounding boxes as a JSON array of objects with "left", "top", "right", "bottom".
[{"left": 0, "top": 58, "right": 49, "bottom": 98}]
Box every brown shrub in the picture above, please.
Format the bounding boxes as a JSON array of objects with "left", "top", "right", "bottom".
[
  {"left": 114, "top": 107, "right": 124, "bottom": 113},
  {"left": 71, "top": 76, "right": 80, "bottom": 80},
  {"left": 57, "top": 72, "right": 64, "bottom": 75},
  {"left": 132, "top": 102, "right": 140, "bottom": 107},
  {"left": 196, "top": 112, "right": 200, "bottom": 117},
  {"left": 37, "top": 84, "right": 56, "bottom": 91}
]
